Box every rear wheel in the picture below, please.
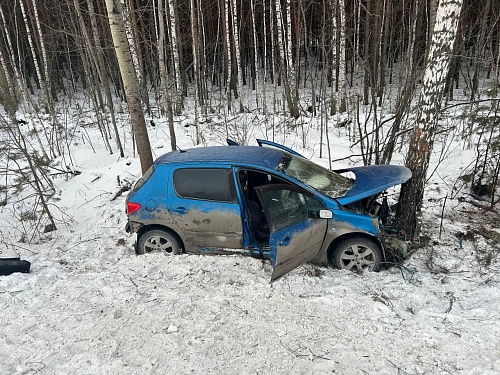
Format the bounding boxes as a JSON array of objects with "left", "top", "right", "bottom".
[
  {"left": 137, "top": 229, "right": 181, "bottom": 255},
  {"left": 329, "top": 237, "right": 382, "bottom": 272}
]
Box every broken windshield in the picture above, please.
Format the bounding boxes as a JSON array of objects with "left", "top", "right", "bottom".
[{"left": 276, "top": 153, "right": 353, "bottom": 199}]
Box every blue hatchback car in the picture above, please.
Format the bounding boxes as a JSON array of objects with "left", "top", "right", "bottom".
[{"left": 126, "top": 140, "right": 411, "bottom": 281}]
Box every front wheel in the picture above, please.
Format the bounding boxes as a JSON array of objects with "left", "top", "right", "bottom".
[
  {"left": 329, "top": 237, "right": 382, "bottom": 272},
  {"left": 137, "top": 229, "right": 182, "bottom": 255}
]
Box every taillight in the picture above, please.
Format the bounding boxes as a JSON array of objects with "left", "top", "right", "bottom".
[{"left": 127, "top": 202, "right": 141, "bottom": 215}]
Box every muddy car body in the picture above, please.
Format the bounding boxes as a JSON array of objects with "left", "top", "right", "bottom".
[{"left": 126, "top": 141, "right": 411, "bottom": 281}]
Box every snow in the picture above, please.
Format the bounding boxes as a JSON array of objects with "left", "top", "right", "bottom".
[{"left": 1, "top": 98, "right": 500, "bottom": 374}]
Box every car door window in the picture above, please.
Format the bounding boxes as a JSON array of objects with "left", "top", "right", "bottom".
[
  {"left": 174, "top": 168, "right": 235, "bottom": 202},
  {"left": 256, "top": 184, "right": 322, "bottom": 232}
]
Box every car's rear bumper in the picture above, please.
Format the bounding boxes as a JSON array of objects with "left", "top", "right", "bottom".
[{"left": 125, "top": 220, "right": 142, "bottom": 234}]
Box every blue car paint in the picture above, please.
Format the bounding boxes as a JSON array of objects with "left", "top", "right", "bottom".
[
  {"left": 127, "top": 144, "right": 411, "bottom": 278},
  {"left": 330, "top": 209, "right": 379, "bottom": 236},
  {"left": 154, "top": 146, "right": 283, "bottom": 170},
  {"left": 269, "top": 220, "right": 309, "bottom": 267},
  {"left": 335, "top": 165, "right": 413, "bottom": 205},
  {"left": 256, "top": 139, "right": 306, "bottom": 158}
]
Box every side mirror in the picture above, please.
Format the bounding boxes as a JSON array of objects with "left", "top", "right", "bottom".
[{"left": 319, "top": 209, "right": 333, "bottom": 219}]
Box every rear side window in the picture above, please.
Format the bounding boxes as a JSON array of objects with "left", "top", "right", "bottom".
[{"left": 174, "top": 168, "right": 235, "bottom": 202}]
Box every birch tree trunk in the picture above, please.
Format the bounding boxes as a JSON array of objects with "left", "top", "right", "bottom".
[
  {"left": 284, "top": 0, "right": 298, "bottom": 117},
  {"left": 330, "top": 0, "right": 338, "bottom": 115},
  {"left": 396, "top": 0, "right": 464, "bottom": 238},
  {"left": 190, "top": 0, "right": 201, "bottom": 142},
  {"left": 73, "top": 0, "right": 113, "bottom": 155},
  {"left": 168, "top": 0, "right": 184, "bottom": 113},
  {"left": 0, "top": 7, "right": 21, "bottom": 107},
  {"left": 88, "top": 0, "right": 124, "bottom": 157},
  {"left": 0, "top": 38, "right": 17, "bottom": 114},
  {"left": 275, "top": 0, "right": 299, "bottom": 118},
  {"left": 159, "top": 0, "right": 178, "bottom": 151},
  {"left": 250, "top": 0, "right": 260, "bottom": 110},
  {"left": 31, "top": 0, "right": 50, "bottom": 102},
  {"left": 105, "top": 0, "right": 153, "bottom": 174},
  {"left": 224, "top": 0, "right": 233, "bottom": 111},
  {"left": 337, "top": 0, "right": 347, "bottom": 113},
  {"left": 16, "top": 0, "right": 49, "bottom": 160},
  {"left": 381, "top": 0, "right": 420, "bottom": 164},
  {"left": 230, "top": 0, "right": 244, "bottom": 112}
]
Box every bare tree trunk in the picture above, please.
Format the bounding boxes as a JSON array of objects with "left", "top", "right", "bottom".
[
  {"left": 0, "top": 7, "right": 21, "bottom": 109},
  {"left": 381, "top": 0, "right": 420, "bottom": 164},
  {"left": 285, "top": 0, "right": 298, "bottom": 117},
  {"left": 105, "top": 0, "right": 153, "bottom": 174},
  {"left": 229, "top": 0, "right": 244, "bottom": 112},
  {"left": 471, "top": 0, "right": 491, "bottom": 101},
  {"left": 159, "top": 0, "right": 178, "bottom": 151},
  {"left": 122, "top": 0, "right": 150, "bottom": 113},
  {"left": 330, "top": 0, "right": 338, "bottom": 115},
  {"left": 190, "top": 0, "right": 201, "bottom": 142},
  {"left": 88, "top": 0, "right": 124, "bottom": 157},
  {"left": 72, "top": 0, "right": 114, "bottom": 156},
  {"left": 250, "top": 0, "right": 260, "bottom": 111},
  {"left": 31, "top": 0, "right": 50, "bottom": 101},
  {"left": 168, "top": 0, "right": 184, "bottom": 113},
  {"left": 363, "top": 0, "right": 371, "bottom": 105},
  {"left": 397, "top": 0, "right": 464, "bottom": 238},
  {"left": 337, "top": 0, "right": 347, "bottom": 113},
  {"left": 0, "top": 42, "right": 16, "bottom": 115},
  {"left": 224, "top": 0, "right": 233, "bottom": 111},
  {"left": 275, "top": 0, "right": 298, "bottom": 118}
]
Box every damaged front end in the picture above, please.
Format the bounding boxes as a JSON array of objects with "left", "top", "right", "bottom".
[
  {"left": 342, "top": 193, "right": 409, "bottom": 262},
  {"left": 336, "top": 165, "right": 412, "bottom": 263}
]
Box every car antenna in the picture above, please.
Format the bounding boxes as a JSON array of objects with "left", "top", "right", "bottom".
[{"left": 177, "top": 145, "right": 185, "bottom": 153}]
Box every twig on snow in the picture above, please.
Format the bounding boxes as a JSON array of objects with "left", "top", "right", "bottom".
[
  {"left": 279, "top": 340, "right": 330, "bottom": 361},
  {"left": 0, "top": 285, "right": 26, "bottom": 305}
]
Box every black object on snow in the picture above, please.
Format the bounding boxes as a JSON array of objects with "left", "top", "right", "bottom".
[{"left": 0, "top": 259, "right": 31, "bottom": 275}]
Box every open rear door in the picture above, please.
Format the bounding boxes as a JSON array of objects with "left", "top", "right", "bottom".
[
  {"left": 255, "top": 184, "right": 328, "bottom": 281},
  {"left": 256, "top": 139, "right": 305, "bottom": 158}
]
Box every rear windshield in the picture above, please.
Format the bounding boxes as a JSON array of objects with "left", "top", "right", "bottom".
[{"left": 276, "top": 153, "right": 353, "bottom": 198}]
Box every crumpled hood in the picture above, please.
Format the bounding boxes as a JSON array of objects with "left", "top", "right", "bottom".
[{"left": 335, "top": 165, "right": 412, "bottom": 205}]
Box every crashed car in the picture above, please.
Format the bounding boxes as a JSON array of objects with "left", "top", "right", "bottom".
[{"left": 125, "top": 139, "right": 411, "bottom": 281}]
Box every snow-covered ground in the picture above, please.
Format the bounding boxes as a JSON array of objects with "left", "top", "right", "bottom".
[{"left": 1, "top": 100, "right": 499, "bottom": 374}]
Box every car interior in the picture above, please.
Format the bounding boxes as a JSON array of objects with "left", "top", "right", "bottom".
[{"left": 238, "top": 169, "right": 285, "bottom": 244}]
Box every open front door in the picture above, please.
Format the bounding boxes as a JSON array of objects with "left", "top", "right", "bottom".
[
  {"left": 255, "top": 184, "right": 328, "bottom": 281},
  {"left": 256, "top": 139, "right": 305, "bottom": 158}
]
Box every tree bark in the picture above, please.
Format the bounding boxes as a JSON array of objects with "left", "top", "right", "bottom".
[
  {"left": 168, "top": 0, "right": 184, "bottom": 113},
  {"left": 105, "top": 0, "right": 153, "bottom": 174},
  {"left": 159, "top": 0, "right": 178, "bottom": 151},
  {"left": 396, "top": 0, "right": 464, "bottom": 238}
]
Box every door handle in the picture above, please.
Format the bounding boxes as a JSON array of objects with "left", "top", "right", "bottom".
[
  {"left": 171, "top": 207, "right": 188, "bottom": 213},
  {"left": 279, "top": 237, "right": 291, "bottom": 246}
]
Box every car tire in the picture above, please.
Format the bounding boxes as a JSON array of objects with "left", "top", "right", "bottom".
[
  {"left": 329, "top": 237, "right": 382, "bottom": 272},
  {"left": 137, "top": 228, "right": 182, "bottom": 255}
]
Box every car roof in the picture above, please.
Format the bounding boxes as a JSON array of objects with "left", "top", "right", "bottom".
[{"left": 154, "top": 146, "right": 284, "bottom": 169}]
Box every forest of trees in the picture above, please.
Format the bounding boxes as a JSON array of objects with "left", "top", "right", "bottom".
[{"left": 0, "top": 0, "right": 499, "bottom": 238}]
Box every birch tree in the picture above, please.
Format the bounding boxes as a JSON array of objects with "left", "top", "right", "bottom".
[
  {"left": 224, "top": 0, "right": 233, "bottom": 111},
  {"left": 396, "top": 0, "right": 464, "bottom": 237},
  {"left": 158, "top": 0, "right": 178, "bottom": 151},
  {"left": 190, "top": 0, "right": 201, "bottom": 142},
  {"left": 275, "top": 0, "right": 299, "bottom": 118},
  {"left": 337, "top": 0, "right": 347, "bottom": 113},
  {"left": 105, "top": 0, "right": 153, "bottom": 174},
  {"left": 167, "top": 0, "right": 184, "bottom": 113},
  {"left": 88, "top": 0, "right": 124, "bottom": 157},
  {"left": 230, "top": 0, "right": 244, "bottom": 112}
]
